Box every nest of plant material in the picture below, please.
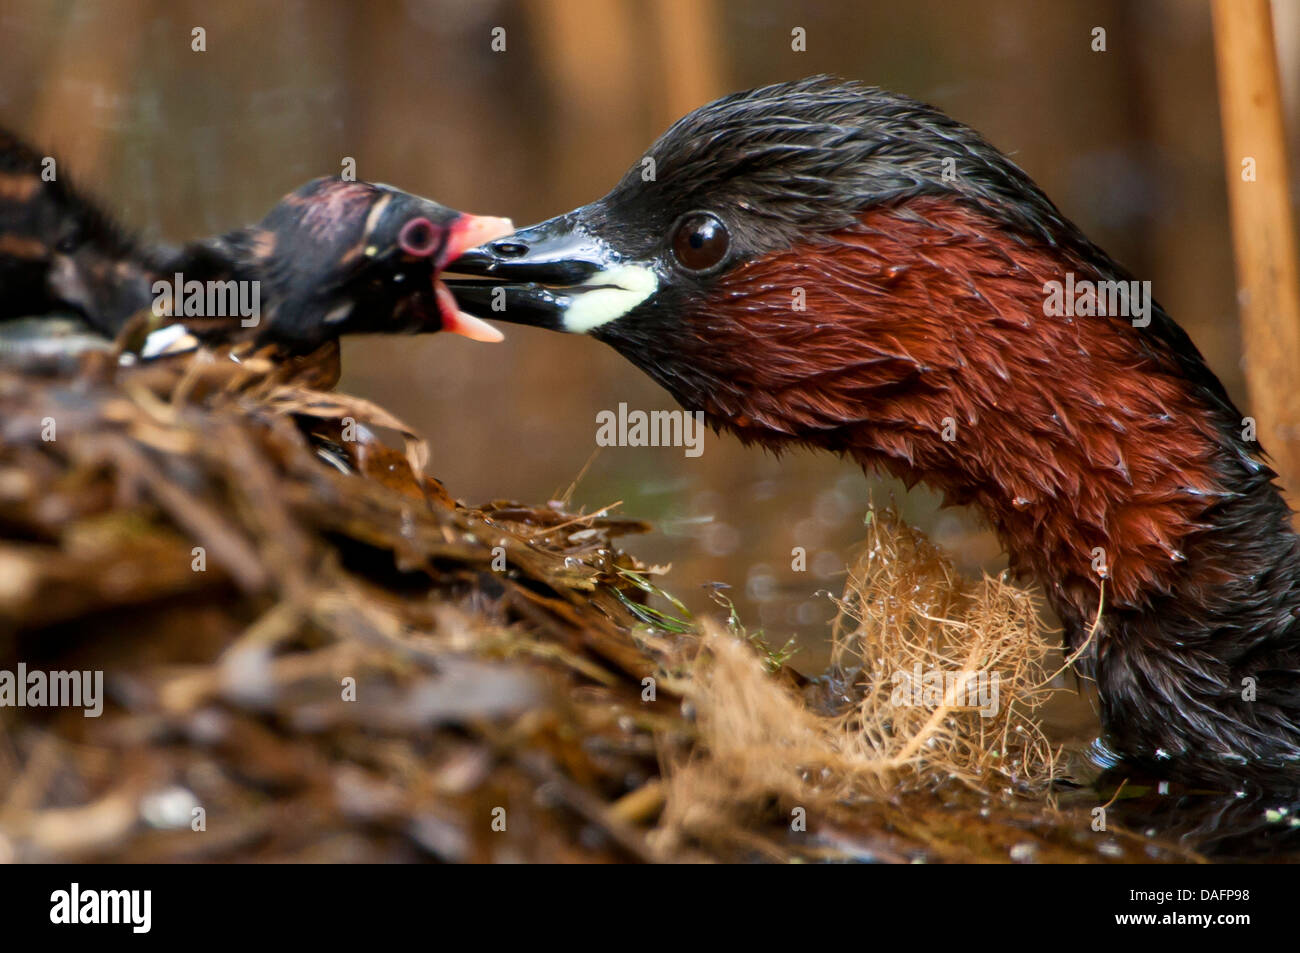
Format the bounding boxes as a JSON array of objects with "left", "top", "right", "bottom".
[{"left": 0, "top": 335, "right": 1197, "bottom": 863}]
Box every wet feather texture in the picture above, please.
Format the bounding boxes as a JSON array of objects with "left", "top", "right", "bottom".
[{"left": 459, "top": 76, "right": 1300, "bottom": 783}]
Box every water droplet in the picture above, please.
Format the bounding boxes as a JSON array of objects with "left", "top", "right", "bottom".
[
  {"left": 1009, "top": 841, "right": 1037, "bottom": 862},
  {"left": 1097, "top": 841, "right": 1124, "bottom": 858}
]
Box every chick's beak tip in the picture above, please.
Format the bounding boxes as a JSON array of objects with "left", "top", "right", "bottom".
[
  {"left": 445, "top": 214, "right": 515, "bottom": 263},
  {"left": 435, "top": 281, "right": 505, "bottom": 343}
]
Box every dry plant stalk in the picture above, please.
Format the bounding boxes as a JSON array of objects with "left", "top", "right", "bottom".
[{"left": 1212, "top": 0, "right": 1300, "bottom": 499}]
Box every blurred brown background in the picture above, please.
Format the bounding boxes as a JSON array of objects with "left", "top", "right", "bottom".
[{"left": 1, "top": 0, "right": 1297, "bottom": 670}]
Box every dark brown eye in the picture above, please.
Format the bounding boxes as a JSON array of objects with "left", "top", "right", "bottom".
[{"left": 671, "top": 212, "right": 728, "bottom": 272}]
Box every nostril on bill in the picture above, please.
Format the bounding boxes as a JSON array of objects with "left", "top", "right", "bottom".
[{"left": 490, "top": 240, "right": 529, "bottom": 259}]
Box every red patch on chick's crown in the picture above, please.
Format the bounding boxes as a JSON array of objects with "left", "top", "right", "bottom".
[{"left": 283, "top": 181, "right": 379, "bottom": 241}]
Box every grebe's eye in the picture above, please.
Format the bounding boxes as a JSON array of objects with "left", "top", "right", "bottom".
[
  {"left": 398, "top": 217, "right": 439, "bottom": 257},
  {"left": 671, "top": 212, "right": 728, "bottom": 272}
]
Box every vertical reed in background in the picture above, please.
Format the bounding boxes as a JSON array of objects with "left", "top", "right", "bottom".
[{"left": 1212, "top": 0, "right": 1300, "bottom": 503}]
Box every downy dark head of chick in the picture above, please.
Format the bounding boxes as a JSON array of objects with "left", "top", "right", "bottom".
[
  {"left": 449, "top": 76, "right": 1300, "bottom": 784},
  {"left": 172, "top": 177, "right": 510, "bottom": 350},
  {"left": 0, "top": 125, "right": 510, "bottom": 351}
]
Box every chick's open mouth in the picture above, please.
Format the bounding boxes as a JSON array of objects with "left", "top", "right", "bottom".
[{"left": 431, "top": 213, "right": 515, "bottom": 341}]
